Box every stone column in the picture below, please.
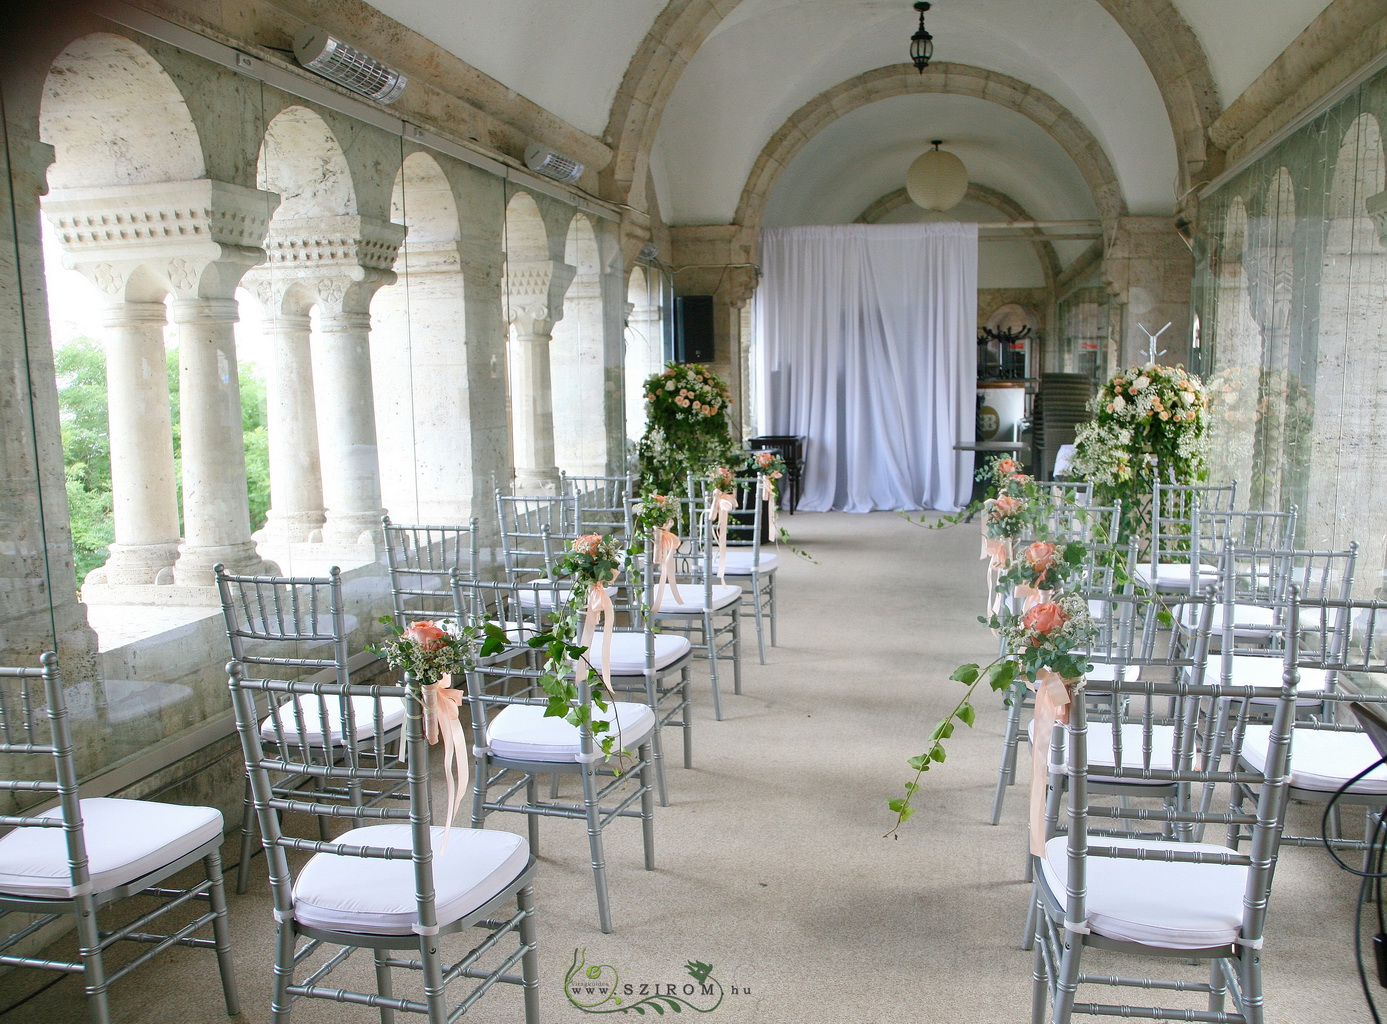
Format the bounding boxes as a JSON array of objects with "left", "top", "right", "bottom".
[
  {"left": 99, "top": 301, "right": 181, "bottom": 584},
  {"left": 0, "top": 123, "right": 98, "bottom": 671},
  {"left": 171, "top": 297, "right": 271, "bottom": 586},
  {"left": 552, "top": 270, "right": 608, "bottom": 476},
  {"left": 504, "top": 257, "right": 574, "bottom": 494},
  {"left": 1102, "top": 216, "right": 1195, "bottom": 367},
  {"left": 254, "top": 309, "right": 325, "bottom": 546},
  {"left": 315, "top": 306, "right": 388, "bottom": 547},
  {"left": 255, "top": 215, "right": 404, "bottom": 553}
]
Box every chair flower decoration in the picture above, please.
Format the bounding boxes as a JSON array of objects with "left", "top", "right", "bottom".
[
  {"left": 632, "top": 492, "right": 683, "bottom": 612},
  {"left": 706, "top": 466, "right": 738, "bottom": 584},
  {"left": 550, "top": 533, "right": 624, "bottom": 701},
  {"left": 371, "top": 618, "right": 486, "bottom": 846}
]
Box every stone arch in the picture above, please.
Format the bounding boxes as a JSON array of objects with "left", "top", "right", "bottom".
[
  {"left": 624, "top": 265, "right": 665, "bottom": 444},
  {"left": 1205, "top": 197, "right": 1261, "bottom": 490},
  {"left": 552, "top": 215, "right": 607, "bottom": 475},
  {"left": 1307, "top": 113, "right": 1387, "bottom": 552},
  {"left": 855, "top": 182, "right": 1061, "bottom": 289},
  {"left": 40, "top": 32, "right": 204, "bottom": 190},
  {"left": 738, "top": 64, "right": 1125, "bottom": 237},
  {"left": 503, "top": 190, "right": 551, "bottom": 260},
  {"left": 372, "top": 151, "right": 477, "bottom": 523},
  {"left": 602, "top": 0, "right": 1217, "bottom": 213},
  {"left": 258, "top": 106, "right": 357, "bottom": 220}
]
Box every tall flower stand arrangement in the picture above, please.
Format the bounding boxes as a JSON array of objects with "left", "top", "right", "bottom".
[
  {"left": 1069, "top": 363, "right": 1210, "bottom": 543},
  {"left": 636, "top": 363, "right": 737, "bottom": 501}
]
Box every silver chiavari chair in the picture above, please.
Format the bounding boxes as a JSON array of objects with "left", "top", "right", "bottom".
[
  {"left": 561, "top": 471, "right": 634, "bottom": 534},
  {"left": 228, "top": 660, "right": 540, "bottom": 1023},
  {"left": 215, "top": 564, "right": 406, "bottom": 894},
  {"left": 1030, "top": 586, "right": 1299, "bottom": 1024},
  {"left": 655, "top": 494, "right": 743, "bottom": 720},
  {"left": 496, "top": 490, "right": 579, "bottom": 582},
  {"left": 1228, "top": 588, "right": 1387, "bottom": 854},
  {"left": 0, "top": 654, "right": 238, "bottom": 1024},
  {"left": 708, "top": 475, "right": 778, "bottom": 664},
  {"left": 382, "top": 515, "right": 480, "bottom": 627},
  {"left": 452, "top": 573, "right": 657, "bottom": 934},
  {"left": 1135, "top": 479, "right": 1238, "bottom": 592}
]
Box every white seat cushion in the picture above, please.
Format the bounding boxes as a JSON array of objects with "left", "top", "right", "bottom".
[
  {"left": 293, "top": 825, "right": 529, "bottom": 936},
  {"left": 588, "top": 632, "right": 692, "bottom": 674},
  {"left": 1041, "top": 835, "right": 1249, "bottom": 949},
  {"left": 1242, "top": 725, "right": 1387, "bottom": 795},
  {"left": 711, "top": 550, "right": 779, "bottom": 575},
  {"left": 652, "top": 583, "right": 743, "bottom": 615},
  {"left": 1217, "top": 654, "right": 1330, "bottom": 700},
  {"left": 514, "top": 585, "right": 612, "bottom": 610},
  {"left": 0, "top": 797, "right": 223, "bottom": 898},
  {"left": 262, "top": 694, "right": 407, "bottom": 745},
  {"left": 1178, "top": 602, "right": 1276, "bottom": 636},
  {"left": 487, "top": 701, "right": 656, "bottom": 762},
  {"left": 1133, "top": 561, "right": 1218, "bottom": 591}
]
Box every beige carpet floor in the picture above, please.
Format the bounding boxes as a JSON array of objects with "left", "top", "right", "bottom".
[{"left": 0, "top": 511, "right": 1372, "bottom": 1022}]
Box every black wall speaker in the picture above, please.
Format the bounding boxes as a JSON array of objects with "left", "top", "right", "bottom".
[{"left": 673, "top": 295, "right": 715, "bottom": 363}]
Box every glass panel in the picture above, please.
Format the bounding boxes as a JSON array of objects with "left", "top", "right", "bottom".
[{"left": 1193, "top": 70, "right": 1387, "bottom": 575}]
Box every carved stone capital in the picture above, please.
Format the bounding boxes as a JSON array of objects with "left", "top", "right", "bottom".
[
  {"left": 1367, "top": 190, "right": 1387, "bottom": 248},
  {"left": 502, "top": 257, "right": 576, "bottom": 334},
  {"left": 262, "top": 215, "right": 406, "bottom": 274}
]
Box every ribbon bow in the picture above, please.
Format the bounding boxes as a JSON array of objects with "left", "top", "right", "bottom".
[
  {"left": 759, "top": 473, "right": 781, "bottom": 539},
  {"left": 980, "top": 521, "right": 1012, "bottom": 617},
  {"left": 424, "top": 675, "right": 469, "bottom": 852},
  {"left": 578, "top": 577, "right": 618, "bottom": 700},
  {"left": 710, "top": 489, "right": 737, "bottom": 584},
  {"left": 650, "top": 521, "right": 684, "bottom": 614},
  {"left": 1027, "top": 669, "right": 1077, "bottom": 856}
]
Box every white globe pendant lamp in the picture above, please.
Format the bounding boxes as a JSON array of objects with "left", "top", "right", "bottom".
[{"left": 906, "top": 140, "right": 968, "bottom": 212}]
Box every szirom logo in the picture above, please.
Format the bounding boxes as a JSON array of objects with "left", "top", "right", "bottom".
[{"left": 564, "top": 948, "right": 748, "bottom": 1014}]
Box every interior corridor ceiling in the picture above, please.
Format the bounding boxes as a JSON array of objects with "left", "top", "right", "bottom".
[{"left": 364, "top": 0, "right": 1332, "bottom": 239}]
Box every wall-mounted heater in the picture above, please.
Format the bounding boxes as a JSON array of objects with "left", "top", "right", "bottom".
[
  {"left": 524, "top": 143, "right": 585, "bottom": 184},
  {"left": 293, "top": 26, "right": 408, "bottom": 104}
]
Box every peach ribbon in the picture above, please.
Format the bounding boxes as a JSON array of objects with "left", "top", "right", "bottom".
[
  {"left": 425, "top": 675, "right": 469, "bottom": 852},
  {"left": 1027, "top": 669, "right": 1077, "bottom": 857},
  {"left": 710, "top": 489, "right": 737, "bottom": 584},
  {"left": 650, "top": 521, "right": 684, "bottom": 614},
  {"left": 760, "top": 472, "right": 781, "bottom": 538},
  {"left": 578, "top": 577, "right": 618, "bottom": 700},
  {"left": 1013, "top": 584, "right": 1049, "bottom": 611},
  {"left": 980, "top": 524, "right": 1012, "bottom": 616}
]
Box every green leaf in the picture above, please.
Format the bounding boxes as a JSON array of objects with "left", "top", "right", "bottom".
[
  {"left": 907, "top": 754, "right": 931, "bottom": 771},
  {"left": 957, "top": 702, "right": 976, "bottom": 727},
  {"left": 928, "top": 719, "right": 955, "bottom": 742},
  {"left": 986, "top": 659, "right": 1017, "bottom": 691},
  {"left": 929, "top": 743, "right": 947, "bottom": 763},
  {"left": 950, "top": 664, "right": 980, "bottom": 685}
]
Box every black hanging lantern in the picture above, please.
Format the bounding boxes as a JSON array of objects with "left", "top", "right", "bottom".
[{"left": 910, "top": 1, "right": 934, "bottom": 73}]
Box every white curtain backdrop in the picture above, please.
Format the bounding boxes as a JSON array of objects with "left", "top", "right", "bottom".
[{"left": 755, "top": 223, "right": 978, "bottom": 512}]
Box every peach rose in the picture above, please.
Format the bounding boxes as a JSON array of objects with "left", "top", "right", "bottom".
[
  {"left": 996, "top": 458, "right": 1018, "bottom": 475},
  {"left": 572, "top": 534, "right": 603, "bottom": 556},
  {"left": 1022, "top": 601, "right": 1067, "bottom": 639},
  {"left": 992, "top": 494, "right": 1023, "bottom": 517},
  {"left": 1024, "top": 541, "right": 1058, "bottom": 580},
  {"left": 403, "top": 620, "right": 448, "bottom": 652},
  {"left": 756, "top": 451, "right": 776, "bottom": 468}
]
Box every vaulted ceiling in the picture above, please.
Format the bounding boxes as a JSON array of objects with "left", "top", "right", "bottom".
[{"left": 365, "top": 0, "right": 1331, "bottom": 244}]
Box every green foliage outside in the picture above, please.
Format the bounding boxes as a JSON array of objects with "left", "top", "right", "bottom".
[{"left": 54, "top": 337, "right": 271, "bottom": 589}]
